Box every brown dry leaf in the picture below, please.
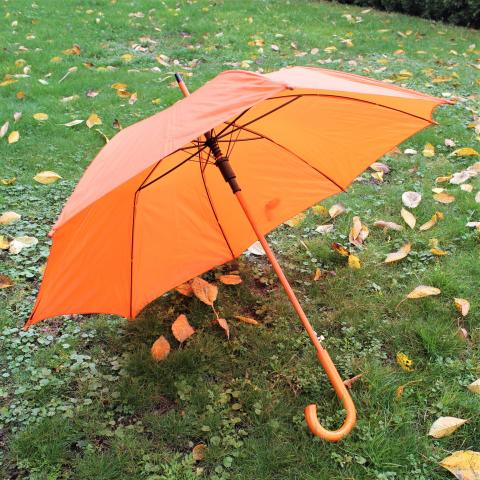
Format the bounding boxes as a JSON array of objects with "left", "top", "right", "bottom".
[
  {"left": 331, "top": 242, "right": 350, "bottom": 257},
  {"left": 468, "top": 379, "right": 480, "bottom": 394},
  {"left": 402, "top": 191, "right": 422, "bottom": 208},
  {"left": 191, "top": 277, "right": 218, "bottom": 305},
  {"left": 217, "top": 318, "right": 230, "bottom": 339},
  {"left": 33, "top": 171, "right": 62, "bottom": 184},
  {"left": 429, "top": 417, "right": 467, "bottom": 439},
  {"left": 0, "top": 235, "right": 10, "bottom": 250},
  {"left": 219, "top": 274, "right": 242, "bottom": 285},
  {"left": 0, "top": 211, "right": 21, "bottom": 225},
  {"left": 419, "top": 212, "right": 444, "bottom": 231},
  {"left": 384, "top": 242, "right": 411, "bottom": 263},
  {"left": 117, "top": 89, "right": 134, "bottom": 98},
  {"left": 8, "top": 131, "right": 19, "bottom": 144},
  {"left": 313, "top": 268, "right": 322, "bottom": 281},
  {"left": 175, "top": 282, "right": 193, "bottom": 296},
  {"left": 63, "top": 44, "right": 81, "bottom": 55},
  {"left": 0, "top": 274, "right": 14, "bottom": 289},
  {"left": 86, "top": 112, "right": 102, "bottom": 128},
  {"left": 422, "top": 142, "right": 435, "bottom": 157},
  {"left": 329, "top": 203, "right": 345, "bottom": 219},
  {"left": 434, "top": 192, "right": 455, "bottom": 204},
  {"left": 401, "top": 208, "right": 416, "bottom": 229},
  {"left": 406, "top": 285, "right": 441, "bottom": 299},
  {"left": 171, "top": 314, "right": 195, "bottom": 342},
  {"left": 343, "top": 374, "right": 363, "bottom": 388},
  {"left": 350, "top": 216, "right": 362, "bottom": 240},
  {"left": 395, "top": 384, "right": 406, "bottom": 399},
  {"left": 33, "top": 112, "right": 48, "bottom": 121},
  {"left": 374, "top": 220, "right": 403, "bottom": 231},
  {"left": 150, "top": 336, "right": 170, "bottom": 362},
  {"left": 454, "top": 298, "right": 470, "bottom": 317},
  {"left": 440, "top": 450, "right": 480, "bottom": 480},
  {"left": 192, "top": 444, "right": 207, "bottom": 462},
  {"left": 348, "top": 254, "right": 361, "bottom": 269},
  {"left": 234, "top": 315, "right": 259, "bottom": 325}
]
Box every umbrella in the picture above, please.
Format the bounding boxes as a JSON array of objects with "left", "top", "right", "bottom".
[{"left": 25, "top": 67, "right": 448, "bottom": 441}]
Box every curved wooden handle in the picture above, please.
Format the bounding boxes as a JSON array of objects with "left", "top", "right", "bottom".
[{"left": 304, "top": 349, "right": 357, "bottom": 442}]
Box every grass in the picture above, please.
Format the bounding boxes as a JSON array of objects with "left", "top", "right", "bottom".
[{"left": 1, "top": 0, "right": 479, "bottom": 479}]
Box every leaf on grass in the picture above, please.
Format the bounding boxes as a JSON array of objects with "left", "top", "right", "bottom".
[
  {"left": 63, "top": 119, "right": 84, "bottom": 127},
  {"left": 151, "top": 336, "right": 170, "bottom": 362},
  {"left": 0, "top": 211, "right": 21, "bottom": 225},
  {"left": 315, "top": 224, "right": 334, "bottom": 234},
  {"left": 175, "top": 282, "right": 193, "bottom": 296},
  {"left": 343, "top": 374, "right": 363, "bottom": 389},
  {"left": 436, "top": 175, "right": 452, "bottom": 183},
  {"left": 422, "top": 142, "right": 435, "bottom": 157},
  {"left": 402, "top": 191, "right": 422, "bottom": 208},
  {"left": 419, "top": 212, "right": 444, "bottom": 231},
  {"left": 285, "top": 212, "right": 305, "bottom": 227},
  {"left": 434, "top": 192, "right": 455, "bottom": 204},
  {"left": 384, "top": 242, "right": 411, "bottom": 263},
  {"left": 454, "top": 298, "right": 470, "bottom": 317},
  {"left": 33, "top": 112, "right": 48, "bottom": 121},
  {"left": 374, "top": 220, "right": 403, "bottom": 231},
  {"left": 217, "top": 318, "right": 230, "bottom": 339},
  {"left": 219, "top": 274, "right": 242, "bottom": 285},
  {"left": 33, "top": 171, "right": 62, "bottom": 184},
  {"left": 329, "top": 203, "right": 345, "bottom": 219},
  {"left": 111, "top": 83, "right": 128, "bottom": 90},
  {"left": 396, "top": 352, "right": 414, "bottom": 372},
  {"left": 0, "top": 235, "right": 10, "bottom": 250},
  {"left": 312, "top": 205, "right": 328, "bottom": 216},
  {"left": 0, "top": 121, "right": 9, "bottom": 138},
  {"left": 371, "top": 162, "right": 390, "bottom": 174},
  {"left": 8, "top": 131, "right": 19, "bottom": 144},
  {"left": 234, "top": 315, "right": 259, "bottom": 325},
  {"left": 313, "top": 268, "right": 322, "bottom": 281},
  {"left": 86, "top": 112, "right": 102, "bottom": 128},
  {"left": 0, "top": 177, "right": 16, "bottom": 185},
  {"left": 440, "top": 450, "right": 480, "bottom": 480},
  {"left": 171, "top": 314, "right": 195, "bottom": 342},
  {"left": 401, "top": 208, "right": 416, "bottom": 229},
  {"left": 192, "top": 444, "right": 207, "bottom": 462},
  {"left": 332, "top": 242, "right": 349, "bottom": 257},
  {"left": 451, "top": 147, "right": 479, "bottom": 157},
  {"left": 349, "top": 216, "right": 362, "bottom": 241},
  {"left": 429, "top": 417, "right": 467, "bottom": 439},
  {"left": 348, "top": 254, "right": 361, "bottom": 269},
  {"left": 0, "top": 274, "right": 14, "bottom": 289},
  {"left": 9, "top": 236, "right": 38, "bottom": 254},
  {"left": 475, "top": 192, "right": 480, "bottom": 204},
  {"left": 468, "top": 379, "right": 480, "bottom": 394},
  {"left": 407, "top": 285, "right": 441, "bottom": 299},
  {"left": 191, "top": 277, "right": 218, "bottom": 305},
  {"left": 431, "top": 248, "right": 448, "bottom": 256},
  {"left": 247, "top": 241, "right": 265, "bottom": 256}
]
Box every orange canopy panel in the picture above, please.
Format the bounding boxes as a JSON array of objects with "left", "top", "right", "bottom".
[{"left": 26, "top": 67, "right": 447, "bottom": 328}]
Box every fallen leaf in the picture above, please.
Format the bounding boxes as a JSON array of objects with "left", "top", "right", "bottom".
[
  {"left": 175, "top": 282, "right": 193, "bottom": 296},
  {"left": 468, "top": 379, "right": 480, "bottom": 394},
  {"left": 436, "top": 175, "right": 452, "bottom": 183},
  {"left": 451, "top": 147, "right": 479, "bottom": 157},
  {"left": 384, "top": 242, "right": 411, "bottom": 263},
  {"left": 86, "top": 112, "right": 102, "bottom": 128},
  {"left": 454, "top": 298, "right": 470, "bottom": 317},
  {"left": 9, "top": 236, "right": 38, "bottom": 254},
  {"left": 0, "top": 211, "right": 21, "bottom": 225},
  {"left": 0, "top": 235, "right": 10, "bottom": 249},
  {"left": 63, "top": 44, "right": 81, "bottom": 55},
  {"left": 0, "top": 121, "right": 9, "bottom": 138},
  {"left": 191, "top": 277, "right": 218, "bottom": 305},
  {"left": 217, "top": 318, "right": 230, "bottom": 339},
  {"left": 285, "top": 212, "right": 305, "bottom": 227},
  {"left": 329, "top": 203, "right": 345, "bottom": 219},
  {"left": 33, "top": 112, "right": 48, "bottom": 121},
  {"left": 13, "top": 112, "right": 22, "bottom": 122},
  {"left": 234, "top": 315, "right": 259, "bottom": 325},
  {"left": 8, "top": 131, "right": 19, "bottom": 144},
  {"left": 192, "top": 444, "right": 207, "bottom": 462},
  {"left": 406, "top": 285, "right": 441, "bottom": 299},
  {"left": 419, "top": 212, "right": 444, "bottom": 231},
  {"left": 315, "top": 224, "right": 334, "bottom": 234},
  {"left": 247, "top": 241, "right": 265, "bottom": 255},
  {"left": 128, "top": 92, "right": 138, "bottom": 105},
  {"left": 404, "top": 148, "right": 417, "bottom": 155},
  {"left": 171, "top": 314, "right": 195, "bottom": 342},
  {"left": 461, "top": 184, "right": 473, "bottom": 192},
  {"left": 343, "top": 374, "right": 363, "bottom": 388},
  {"left": 219, "top": 274, "right": 242, "bottom": 285},
  {"left": 151, "top": 336, "right": 170, "bottom": 361},
  {"left": 396, "top": 352, "right": 414, "bottom": 372},
  {"left": 312, "top": 205, "right": 328, "bottom": 216},
  {"left": 431, "top": 248, "right": 448, "bottom": 256},
  {"left": 121, "top": 53, "right": 134, "bottom": 62},
  {"left": 111, "top": 82, "right": 128, "bottom": 90},
  {"left": 476, "top": 192, "right": 480, "bottom": 204},
  {"left": 423, "top": 142, "right": 435, "bottom": 157},
  {"left": 401, "top": 208, "right": 416, "bottom": 229},
  {"left": 332, "top": 242, "right": 350, "bottom": 257},
  {"left": 348, "top": 254, "right": 361, "bottom": 269},
  {"left": 349, "top": 216, "right": 362, "bottom": 241},
  {"left": 0, "top": 177, "right": 16, "bottom": 185},
  {"left": 434, "top": 192, "right": 455, "bottom": 204},
  {"left": 402, "top": 191, "right": 422, "bottom": 208},
  {"left": 0, "top": 274, "right": 14, "bottom": 289},
  {"left": 33, "top": 171, "right": 62, "bottom": 184},
  {"left": 374, "top": 220, "right": 403, "bottom": 231},
  {"left": 440, "top": 450, "right": 480, "bottom": 480},
  {"left": 63, "top": 119, "right": 84, "bottom": 127},
  {"left": 429, "top": 417, "right": 467, "bottom": 439}
]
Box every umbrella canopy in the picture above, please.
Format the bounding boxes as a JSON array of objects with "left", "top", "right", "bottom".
[{"left": 27, "top": 67, "right": 446, "bottom": 327}]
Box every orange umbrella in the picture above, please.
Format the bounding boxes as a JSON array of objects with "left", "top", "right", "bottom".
[{"left": 25, "top": 67, "right": 448, "bottom": 441}]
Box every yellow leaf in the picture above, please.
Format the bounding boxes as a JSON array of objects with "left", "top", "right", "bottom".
[
  {"left": 451, "top": 147, "right": 479, "bottom": 157},
  {"left": 121, "top": 53, "right": 134, "bottom": 62},
  {"left": 33, "top": 112, "right": 48, "bottom": 121},
  {"left": 8, "top": 131, "right": 19, "bottom": 144},
  {"left": 401, "top": 208, "right": 416, "bottom": 229},
  {"left": 219, "top": 274, "right": 242, "bottom": 285},
  {"left": 0, "top": 235, "right": 9, "bottom": 250},
  {"left": 429, "top": 417, "right": 467, "bottom": 439},
  {"left": 396, "top": 352, "right": 414, "bottom": 372},
  {"left": 0, "top": 177, "right": 16, "bottom": 185},
  {"left": 285, "top": 212, "right": 305, "bottom": 227},
  {"left": 348, "top": 254, "right": 361, "bottom": 269},
  {"left": 384, "top": 242, "right": 411, "bottom": 263},
  {"left": 430, "top": 248, "right": 447, "bottom": 256},
  {"left": 192, "top": 444, "right": 207, "bottom": 462},
  {"left": 171, "top": 314, "right": 195, "bottom": 342},
  {"left": 454, "top": 298, "right": 470, "bottom": 317},
  {"left": 86, "top": 112, "right": 102, "bottom": 128},
  {"left": 0, "top": 274, "right": 14, "bottom": 289},
  {"left": 191, "top": 277, "right": 218, "bottom": 306},
  {"left": 440, "top": 450, "right": 480, "bottom": 480},
  {"left": 0, "top": 211, "right": 21, "bottom": 225},
  {"left": 150, "top": 336, "right": 170, "bottom": 362},
  {"left": 50, "top": 56, "right": 62, "bottom": 62},
  {"left": 175, "top": 282, "right": 193, "bottom": 296},
  {"left": 329, "top": 203, "right": 345, "bottom": 219},
  {"left": 63, "top": 44, "right": 81, "bottom": 55},
  {"left": 434, "top": 192, "right": 455, "bottom": 204},
  {"left": 313, "top": 268, "right": 322, "bottom": 281},
  {"left": 435, "top": 175, "right": 452, "bottom": 183},
  {"left": 406, "top": 285, "right": 441, "bottom": 299},
  {"left": 423, "top": 142, "right": 435, "bottom": 157},
  {"left": 468, "top": 379, "right": 480, "bottom": 394},
  {"left": 33, "top": 171, "right": 62, "bottom": 184},
  {"left": 331, "top": 242, "right": 350, "bottom": 257},
  {"left": 16, "top": 91, "right": 25, "bottom": 99},
  {"left": 234, "top": 315, "right": 259, "bottom": 325},
  {"left": 117, "top": 89, "right": 134, "bottom": 98},
  {"left": 217, "top": 318, "right": 230, "bottom": 339},
  {"left": 350, "top": 216, "right": 362, "bottom": 240},
  {"left": 419, "top": 212, "right": 443, "bottom": 231},
  {"left": 0, "top": 79, "right": 17, "bottom": 87},
  {"left": 312, "top": 205, "right": 328, "bottom": 216},
  {"left": 395, "top": 384, "right": 406, "bottom": 398},
  {"left": 111, "top": 82, "right": 128, "bottom": 90}
]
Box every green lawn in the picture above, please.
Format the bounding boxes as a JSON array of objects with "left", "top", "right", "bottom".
[{"left": 1, "top": 1, "right": 479, "bottom": 479}]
